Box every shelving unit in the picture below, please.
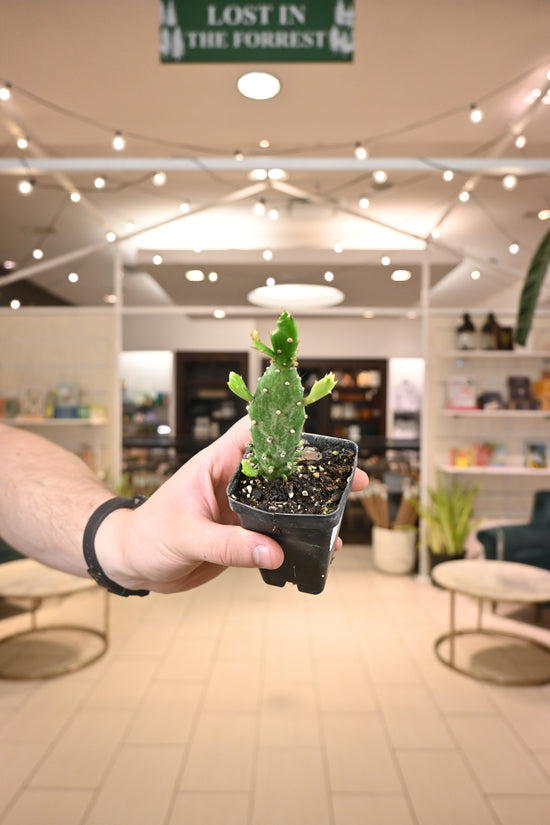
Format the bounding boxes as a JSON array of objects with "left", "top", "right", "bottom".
[{"left": 428, "top": 316, "right": 550, "bottom": 520}]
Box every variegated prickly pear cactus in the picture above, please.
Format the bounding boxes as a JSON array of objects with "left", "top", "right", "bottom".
[{"left": 228, "top": 311, "right": 336, "bottom": 479}]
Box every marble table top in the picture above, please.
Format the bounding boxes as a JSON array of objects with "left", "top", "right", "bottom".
[
  {"left": 432, "top": 559, "right": 550, "bottom": 603},
  {"left": 0, "top": 558, "right": 97, "bottom": 599}
]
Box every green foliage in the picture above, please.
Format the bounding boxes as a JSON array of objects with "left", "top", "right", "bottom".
[
  {"left": 410, "top": 472, "right": 479, "bottom": 555},
  {"left": 228, "top": 311, "right": 336, "bottom": 479},
  {"left": 515, "top": 229, "right": 550, "bottom": 346}
]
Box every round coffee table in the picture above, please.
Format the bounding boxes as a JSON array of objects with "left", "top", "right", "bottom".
[
  {"left": 0, "top": 559, "right": 109, "bottom": 680},
  {"left": 432, "top": 559, "right": 550, "bottom": 685}
]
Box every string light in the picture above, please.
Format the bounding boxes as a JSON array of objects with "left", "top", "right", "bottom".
[
  {"left": 179, "top": 201, "right": 190, "bottom": 213},
  {"left": 267, "top": 168, "right": 286, "bottom": 180},
  {"left": 391, "top": 269, "right": 412, "bottom": 282},
  {"left": 515, "top": 134, "right": 527, "bottom": 149},
  {"left": 249, "top": 169, "right": 268, "bottom": 181},
  {"left": 253, "top": 199, "right": 266, "bottom": 216},
  {"left": 68, "top": 272, "right": 79, "bottom": 283},
  {"left": 502, "top": 174, "right": 518, "bottom": 190},
  {"left": 333, "top": 242, "right": 343, "bottom": 253},
  {"left": 125, "top": 220, "right": 135, "bottom": 232},
  {"left": 262, "top": 249, "right": 273, "bottom": 260},
  {"left": 381, "top": 256, "right": 391, "bottom": 266},
  {"left": 152, "top": 254, "right": 163, "bottom": 265},
  {"left": 208, "top": 271, "right": 218, "bottom": 281},
  {"left": 373, "top": 170, "right": 388, "bottom": 184},
  {"left": 471, "top": 269, "right": 481, "bottom": 280},
  {"left": 16, "top": 136, "right": 29, "bottom": 149},
  {"left": 268, "top": 208, "right": 278, "bottom": 220},
  {"left": 233, "top": 150, "right": 244, "bottom": 161},
  {"left": 443, "top": 169, "right": 454, "bottom": 182},
  {"left": 213, "top": 309, "right": 226, "bottom": 319},
  {"left": 359, "top": 195, "right": 370, "bottom": 208},
  {"left": 537, "top": 209, "right": 550, "bottom": 221},
  {"left": 32, "top": 248, "right": 43, "bottom": 259},
  {"left": 469, "top": 103, "right": 483, "bottom": 122},
  {"left": 259, "top": 139, "right": 270, "bottom": 148},
  {"left": 509, "top": 241, "right": 519, "bottom": 254},
  {"left": 324, "top": 271, "right": 334, "bottom": 282},
  {"left": 459, "top": 190, "right": 470, "bottom": 202},
  {"left": 94, "top": 176, "right": 105, "bottom": 189},
  {"left": 112, "top": 130, "right": 126, "bottom": 151},
  {"left": 266, "top": 277, "right": 276, "bottom": 287},
  {"left": 431, "top": 227, "right": 441, "bottom": 239},
  {"left": 152, "top": 171, "right": 167, "bottom": 186},
  {"left": 70, "top": 191, "right": 81, "bottom": 202},
  {"left": 354, "top": 142, "right": 368, "bottom": 160},
  {"left": 185, "top": 269, "right": 204, "bottom": 281},
  {"left": 106, "top": 230, "right": 117, "bottom": 242},
  {"left": 10, "top": 299, "right": 21, "bottom": 309},
  {"left": 18, "top": 179, "right": 34, "bottom": 195},
  {"left": 0, "top": 83, "right": 11, "bottom": 101}
]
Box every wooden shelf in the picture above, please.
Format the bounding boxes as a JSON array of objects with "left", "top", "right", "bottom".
[
  {"left": 439, "top": 464, "right": 550, "bottom": 476},
  {"left": 7, "top": 416, "right": 107, "bottom": 427},
  {"left": 444, "top": 350, "right": 550, "bottom": 359},
  {"left": 442, "top": 409, "right": 550, "bottom": 418}
]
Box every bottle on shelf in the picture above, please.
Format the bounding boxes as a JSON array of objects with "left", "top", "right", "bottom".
[
  {"left": 455, "top": 312, "right": 477, "bottom": 350},
  {"left": 480, "top": 312, "right": 499, "bottom": 350}
]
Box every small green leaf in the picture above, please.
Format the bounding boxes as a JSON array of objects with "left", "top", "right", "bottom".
[
  {"left": 516, "top": 229, "right": 550, "bottom": 346},
  {"left": 241, "top": 458, "right": 258, "bottom": 477},
  {"left": 228, "top": 372, "right": 254, "bottom": 403},
  {"left": 303, "top": 372, "right": 337, "bottom": 405}
]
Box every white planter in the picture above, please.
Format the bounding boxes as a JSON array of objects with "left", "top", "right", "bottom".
[{"left": 372, "top": 525, "right": 417, "bottom": 575}]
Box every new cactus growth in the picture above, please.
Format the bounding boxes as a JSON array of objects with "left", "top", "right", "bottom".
[{"left": 228, "top": 311, "right": 336, "bottom": 480}]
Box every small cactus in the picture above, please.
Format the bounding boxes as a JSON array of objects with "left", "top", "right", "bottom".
[{"left": 228, "top": 311, "right": 336, "bottom": 479}]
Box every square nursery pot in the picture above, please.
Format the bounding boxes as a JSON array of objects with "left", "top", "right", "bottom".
[{"left": 227, "top": 433, "right": 358, "bottom": 595}]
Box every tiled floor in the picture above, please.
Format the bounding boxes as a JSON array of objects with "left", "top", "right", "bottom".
[{"left": 1, "top": 545, "right": 550, "bottom": 825}]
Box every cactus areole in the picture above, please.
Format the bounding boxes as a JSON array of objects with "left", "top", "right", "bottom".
[{"left": 228, "top": 311, "right": 336, "bottom": 481}]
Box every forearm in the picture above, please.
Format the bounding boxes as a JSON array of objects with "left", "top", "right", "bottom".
[{"left": 0, "top": 423, "right": 114, "bottom": 576}]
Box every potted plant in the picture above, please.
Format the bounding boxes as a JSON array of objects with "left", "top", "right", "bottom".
[
  {"left": 358, "top": 478, "right": 418, "bottom": 574},
  {"left": 226, "top": 310, "right": 358, "bottom": 594},
  {"left": 410, "top": 472, "right": 480, "bottom": 576}
]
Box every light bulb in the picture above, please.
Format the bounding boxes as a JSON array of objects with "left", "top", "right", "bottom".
[
  {"left": 253, "top": 199, "right": 266, "bottom": 216},
  {"left": 233, "top": 150, "right": 244, "bottom": 161},
  {"left": 249, "top": 169, "right": 268, "bottom": 181},
  {"left": 431, "top": 227, "right": 441, "bottom": 239},
  {"left": 266, "top": 277, "right": 276, "bottom": 287},
  {"left": 94, "top": 177, "right": 105, "bottom": 189},
  {"left": 18, "top": 179, "right": 34, "bottom": 195},
  {"left": 267, "top": 168, "right": 286, "bottom": 180},
  {"left": 471, "top": 269, "right": 481, "bottom": 280},
  {"left": 0, "top": 83, "right": 11, "bottom": 101},
  {"left": 208, "top": 271, "right": 218, "bottom": 282},
  {"left": 106, "top": 231, "right": 117, "bottom": 242},
  {"left": 152, "top": 254, "right": 163, "bottom": 265},
  {"left": 263, "top": 249, "right": 273, "bottom": 261},
  {"left": 381, "top": 256, "right": 391, "bottom": 266},
  {"left": 179, "top": 201, "right": 190, "bottom": 213},
  {"left": 443, "top": 169, "right": 454, "bottom": 182},
  {"left": 502, "top": 174, "right": 518, "bottom": 190},
  {"left": 459, "top": 190, "right": 470, "bottom": 202},
  {"left": 324, "top": 271, "right": 334, "bottom": 282},
  {"left": 16, "top": 136, "right": 28, "bottom": 149},
  {"left": 515, "top": 134, "right": 527, "bottom": 149},
  {"left": 373, "top": 170, "right": 388, "bottom": 184},
  {"left": 237, "top": 71, "right": 280, "bottom": 100},
  {"left": 333, "top": 242, "right": 343, "bottom": 253},
  {"left": 68, "top": 272, "right": 79, "bottom": 283},
  {"left": 70, "top": 191, "right": 81, "bottom": 203},
  {"left": 152, "top": 171, "right": 167, "bottom": 186},
  {"left": 391, "top": 269, "right": 412, "bottom": 282},
  {"left": 10, "top": 299, "right": 20, "bottom": 309},
  {"left": 359, "top": 195, "right": 370, "bottom": 208},
  {"left": 213, "top": 309, "right": 226, "bottom": 319},
  {"left": 469, "top": 103, "right": 483, "bottom": 122},
  {"left": 259, "top": 139, "right": 270, "bottom": 148},
  {"left": 354, "top": 142, "right": 368, "bottom": 160},
  {"left": 32, "top": 248, "right": 43, "bottom": 259},
  {"left": 537, "top": 209, "right": 550, "bottom": 221},
  {"left": 268, "top": 208, "right": 278, "bottom": 220},
  {"left": 125, "top": 221, "right": 135, "bottom": 233},
  {"left": 509, "top": 242, "right": 519, "bottom": 254},
  {"left": 185, "top": 269, "right": 204, "bottom": 281},
  {"left": 112, "top": 131, "right": 125, "bottom": 151}
]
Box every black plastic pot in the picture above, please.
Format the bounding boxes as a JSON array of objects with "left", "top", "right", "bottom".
[{"left": 227, "top": 433, "right": 358, "bottom": 595}]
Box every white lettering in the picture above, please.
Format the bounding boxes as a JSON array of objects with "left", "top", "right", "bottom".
[
  {"left": 279, "top": 4, "right": 306, "bottom": 25},
  {"left": 187, "top": 30, "right": 229, "bottom": 48},
  {"left": 207, "top": 4, "right": 275, "bottom": 26},
  {"left": 232, "top": 29, "right": 326, "bottom": 49}
]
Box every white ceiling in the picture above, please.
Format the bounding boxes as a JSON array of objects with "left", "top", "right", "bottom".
[{"left": 1, "top": 0, "right": 550, "bottom": 316}]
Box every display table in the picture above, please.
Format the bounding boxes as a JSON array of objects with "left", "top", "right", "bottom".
[
  {"left": 432, "top": 559, "right": 550, "bottom": 685},
  {"left": 0, "top": 559, "right": 109, "bottom": 680}
]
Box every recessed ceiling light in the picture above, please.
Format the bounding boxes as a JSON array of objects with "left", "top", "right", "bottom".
[
  {"left": 248, "top": 283, "right": 344, "bottom": 310},
  {"left": 68, "top": 272, "right": 79, "bottom": 283},
  {"left": 471, "top": 269, "right": 481, "bottom": 280},
  {"left": 213, "top": 309, "right": 226, "bottom": 319},
  {"left": 267, "top": 168, "right": 287, "bottom": 180},
  {"left": 10, "top": 298, "right": 21, "bottom": 309},
  {"left": 391, "top": 269, "right": 412, "bottom": 282},
  {"left": 266, "top": 277, "right": 276, "bottom": 287},
  {"left": 237, "top": 72, "right": 280, "bottom": 100},
  {"left": 2, "top": 260, "right": 16, "bottom": 269},
  {"left": 94, "top": 177, "right": 105, "bottom": 189},
  {"left": 324, "top": 271, "right": 334, "bottom": 282},
  {"left": 152, "top": 171, "right": 167, "bottom": 186},
  {"left": 249, "top": 169, "right": 268, "bottom": 181},
  {"left": 263, "top": 249, "right": 273, "bottom": 261},
  {"left": 381, "top": 256, "right": 391, "bottom": 266},
  {"left": 185, "top": 269, "right": 205, "bottom": 281},
  {"left": 153, "top": 254, "right": 163, "bottom": 265},
  {"left": 259, "top": 139, "right": 270, "bottom": 148},
  {"left": 32, "top": 248, "right": 43, "bottom": 260},
  {"left": 104, "top": 293, "right": 117, "bottom": 304},
  {"left": 208, "top": 271, "right": 218, "bottom": 282},
  {"left": 537, "top": 209, "right": 550, "bottom": 221}
]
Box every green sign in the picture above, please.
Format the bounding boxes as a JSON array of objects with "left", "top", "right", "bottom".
[{"left": 160, "top": 1, "right": 354, "bottom": 62}]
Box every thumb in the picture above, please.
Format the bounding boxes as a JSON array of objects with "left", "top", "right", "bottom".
[{"left": 196, "top": 521, "right": 284, "bottom": 570}]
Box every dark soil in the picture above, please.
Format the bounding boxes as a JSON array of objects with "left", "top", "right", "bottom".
[{"left": 229, "top": 443, "right": 356, "bottom": 515}]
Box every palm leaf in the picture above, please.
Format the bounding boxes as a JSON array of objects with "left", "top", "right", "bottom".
[{"left": 515, "top": 229, "right": 550, "bottom": 346}]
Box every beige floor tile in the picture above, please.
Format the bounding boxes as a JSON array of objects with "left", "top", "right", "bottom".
[
  {"left": 30, "top": 708, "right": 133, "bottom": 788},
  {"left": 83, "top": 744, "right": 183, "bottom": 825},
  {"left": 125, "top": 681, "right": 202, "bottom": 744},
  {"left": 419, "top": 660, "right": 497, "bottom": 713},
  {"left": 446, "top": 714, "right": 550, "bottom": 794},
  {"left": 252, "top": 747, "right": 331, "bottom": 825},
  {"left": 315, "top": 657, "right": 376, "bottom": 711},
  {"left": 168, "top": 791, "right": 249, "bottom": 825},
  {"left": 322, "top": 712, "right": 403, "bottom": 792},
  {"left": 358, "top": 637, "right": 422, "bottom": 684},
  {"left": 263, "top": 639, "right": 315, "bottom": 685},
  {"left": 155, "top": 635, "right": 217, "bottom": 681},
  {"left": 0, "top": 789, "right": 92, "bottom": 825},
  {"left": 486, "top": 686, "right": 550, "bottom": 749},
  {"left": 259, "top": 683, "right": 321, "bottom": 747},
  {"left": 0, "top": 678, "right": 91, "bottom": 743},
  {"left": 0, "top": 743, "right": 48, "bottom": 818},
  {"left": 179, "top": 711, "right": 256, "bottom": 791},
  {"left": 201, "top": 657, "right": 262, "bottom": 711},
  {"left": 397, "top": 750, "right": 496, "bottom": 825},
  {"left": 83, "top": 657, "right": 157, "bottom": 709},
  {"left": 375, "top": 684, "right": 455, "bottom": 749},
  {"left": 332, "top": 793, "right": 416, "bottom": 825},
  {"left": 489, "top": 795, "right": 550, "bottom": 824}
]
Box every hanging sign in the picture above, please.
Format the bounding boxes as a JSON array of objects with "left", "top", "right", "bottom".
[{"left": 160, "top": 1, "right": 354, "bottom": 63}]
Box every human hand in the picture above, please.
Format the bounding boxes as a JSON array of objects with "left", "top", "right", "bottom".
[{"left": 98, "top": 417, "right": 368, "bottom": 593}]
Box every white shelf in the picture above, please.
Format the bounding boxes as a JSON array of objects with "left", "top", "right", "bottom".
[
  {"left": 439, "top": 464, "right": 550, "bottom": 476},
  {"left": 7, "top": 416, "right": 107, "bottom": 427},
  {"left": 444, "top": 350, "right": 550, "bottom": 359},
  {"left": 442, "top": 409, "right": 550, "bottom": 418}
]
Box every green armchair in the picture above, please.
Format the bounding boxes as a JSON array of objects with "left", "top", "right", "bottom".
[{"left": 476, "top": 490, "right": 550, "bottom": 571}]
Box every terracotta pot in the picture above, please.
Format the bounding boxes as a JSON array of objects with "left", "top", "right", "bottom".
[{"left": 227, "top": 433, "right": 358, "bottom": 595}]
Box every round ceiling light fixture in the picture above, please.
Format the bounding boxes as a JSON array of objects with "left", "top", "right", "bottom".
[
  {"left": 247, "top": 283, "right": 345, "bottom": 310},
  {"left": 185, "top": 269, "right": 205, "bottom": 281},
  {"left": 390, "top": 269, "right": 412, "bottom": 282},
  {"left": 237, "top": 72, "right": 280, "bottom": 100}
]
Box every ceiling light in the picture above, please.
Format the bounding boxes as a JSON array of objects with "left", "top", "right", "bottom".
[
  {"left": 112, "top": 131, "right": 125, "bottom": 151},
  {"left": 354, "top": 142, "right": 368, "bottom": 160},
  {"left": 249, "top": 168, "right": 268, "bottom": 181},
  {"left": 153, "top": 171, "right": 167, "bottom": 186},
  {"left": 373, "top": 170, "right": 388, "bottom": 184},
  {"left": 443, "top": 169, "right": 454, "bottom": 182},
  {"left": 267, "top": 168, "right": 287, "bottom": 180},
  {"left": 324, "top": 271, "right": 334, "bottom": 282},
  {"left": 268, "top": 208, "right": 278, "bottom": 221},
  {"left": 94, "top": 176, "right": 105, "bottom": 189},
  {"left": 248, "top": 283, "right": 344, "bottom": 310},
  {"left": 537, "top": 209, "right": 550, "bottom": 221},
  {"left": 471, "top": 269, "right": 481, "bottom": 280},
  {"left": 253, "top": 199, "right": 266, "bottom": 216},
  {"left": 2, "top": 260, "right": 16, "bottom": 269},
  {"left": 153, "top": 254, "right": 163, "bottom": 265},
  {"left": 106, "top": 231, "right": 117, "bottom": 242},
  {"left": 515, "top": 134, "right": 527, "bottom": 149},
  {"left": 363, "top": 310, "right": 375, "bottom": 319},
  {"left": 391, "top": 269, "right": 412, "bottom": 282},
  {"left": 10, "top": 299, "right": 20, "bottom": 310},
  {"left": 459, "top": 190, "right": 470, "bottom": 202},
  {"left": 68, "top": 272, "right": 79, "bottom": 283},
  {"left": 263, "top": 249, "right": 273, "bottom": 261},
  {"left": 431, "top": 227, "right": 441, "bottom": 239},
  {"left": 208, "top": 271, "right": 218, "bottom": 282},
  {"left": 359, "top": 196, "right": 370, "bottom": 208},
  {"left": 469, "top": 103, "right": 483, "bottom": 122},
  {"left": 16, "top": 136, "right": 28, "bottom": 149},
  {"left": 70, "top": 191, "right": 81, "bottom": 203},
  {"left": 0, "top": 83, "right": 11, "bottom": 101},
  {"left": 193, "top": 245, "right": 202, "bottom": 253},
  {"left": 334, "top": 242, "right": 343, "bottom": 253},
  {"left": 213, "top": 309, "right": 226, "bottom": 319},
  {"left": 509, "top": 242, "right": 519, "bottom": 254},
  {"left": 237, "top": 71, "right": 280, "bottom": 100},
  {"left": 259, "top": 138, "right": 270, "bottom": 148},
  {"left": 125, "top": 221, "right": 135, "bottom": 233},
  {"left": 233, "top": 149, "right": 244, "bottom": 161},
  {"left": 18, "top": 179, "right": 34, "bottom": 195},
  {"left": 266, "top": 277, "right": 276, "bottom": 287},
  {"left": 179, "top": 201, "right": 190, "bottom": 213},
  {"left": 185, "top": 269, "right": 205, "bottom": 281},
  {"left": 381, "top": 256, "right": 391, "bottom": 266},
  {"left": 104, "top": 294, "right": 117, "bottom": 304},
  {"left": 502, "top": 174, "right": 518, "bottom": 190},
  {"left": 32, "top": 248, "right": 43, "bottom": 260}
]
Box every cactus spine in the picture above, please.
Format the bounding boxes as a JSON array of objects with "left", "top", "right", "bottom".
[{"left": 228, "top": 311, "right": 336, "bottom": 479}]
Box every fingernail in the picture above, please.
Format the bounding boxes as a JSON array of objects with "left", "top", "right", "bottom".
[{"left": 253, "top": 544, "right": 271, "bottom": 568}]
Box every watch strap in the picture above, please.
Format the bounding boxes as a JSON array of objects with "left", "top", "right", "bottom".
[{"left": 83, "top": 495, "right": 149, "bottom": 597}]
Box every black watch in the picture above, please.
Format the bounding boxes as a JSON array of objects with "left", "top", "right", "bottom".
[{"left": 82, "top": 495, "right": 149, "bottom": 597}]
